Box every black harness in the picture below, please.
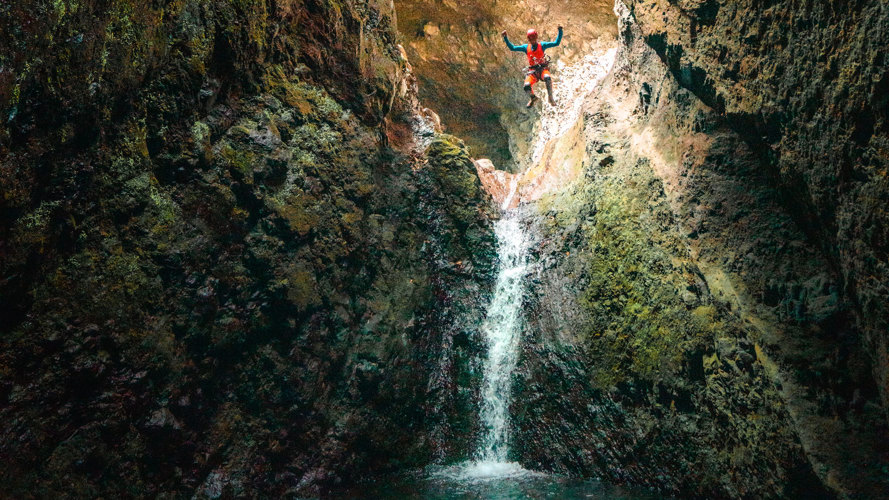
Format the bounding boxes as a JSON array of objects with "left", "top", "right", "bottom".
[{"left": 525, "top": 56, "right": 552, "bottom": 78}]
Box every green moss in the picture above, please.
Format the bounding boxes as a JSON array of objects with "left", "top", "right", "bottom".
[
  {"left": 424, "top": 135, "right": 483, "bottom": 222},
  {"left": 537, "top": 161, "right": 715, "bottom": 388},
  {"left": 262, "top": 68, "right": 346, "bottom": 121},
  {"left": 12, "top": 200, "right": 59, "bottom": 253},
  {"left": 218, "top": 142, "right": 257, "bottom": 181},
  {"left": 0, "top": 3, "right": 496, "bottom": 495},
  {"left": 191, "top": 120, "right": 210, "bottom": 146},
  {"left": 17, "top": 200, "right": 59, "bottom": 232},
  {"left": 148, "top": 179, "right": 179, "bottom": 226},
  {"left": 286, "top": 267, "right": 321, "bottom": 310},
  {"left": 275, "top": 193, "right": 319, "bottom": 236},
  {"left": 106, "top": 251, "right": 149, "bottom": 296}
]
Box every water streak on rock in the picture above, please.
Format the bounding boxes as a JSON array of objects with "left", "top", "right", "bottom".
[{"left": 475, "top": 214, "right": 532, "bottom": 464}]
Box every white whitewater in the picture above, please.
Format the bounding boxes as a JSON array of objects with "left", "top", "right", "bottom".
[
  {"left": 476, "top": 215, "right": 531, "bottom": 463},
  {"left": 436, "top": 212, "right": 536, "bottom": 482},
  {"left": 465, "top": 50, "right": 617, "bottom": 469},
  {"left": 501, "top": 177, "right": 519, "bottom": 211}
]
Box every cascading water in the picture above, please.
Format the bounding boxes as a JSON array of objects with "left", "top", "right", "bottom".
[
  {"left": 381, "top": 209, "right": 650, "bottom": 497},
  {"left": 433, "top": 210, "right": 537, "bottom": 481},
  {"left": 334, "top": 36, "right": 654, "bottom": 500},
  {"left": 475, "top": 214, "right": 531, "bottom": 463},
  {"left": 441, "top": 49, "right": 618, "bottom": 481},
  {"left": 424, "top": 209, "right": 538, "bottom": 483},
  {"left": 336, "top": 212, "right": 653, "bottom": 500}
]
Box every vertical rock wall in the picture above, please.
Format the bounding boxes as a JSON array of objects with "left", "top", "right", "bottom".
[
  {"left": 0, "top": 1, "right": 496, "bottom": 496},
  {"left": 623, "top": 0, "right": 889, "bottom": 422},
  {"left": 508, "top": 2, "right": 889, "bottom": 497}
]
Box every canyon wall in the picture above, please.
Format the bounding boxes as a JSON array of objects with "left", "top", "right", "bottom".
[
  {"left": 509, "top": 2, "right": 888, "bottom": 497},
  {"left": 1, "top": 0, "right": 887, "bottom": 497},
  {"left": 0, "top": 1, "right": 495, "bottom": 496},
  {"left": 624, "top": 0, "right": 889, "bottom": 421}
]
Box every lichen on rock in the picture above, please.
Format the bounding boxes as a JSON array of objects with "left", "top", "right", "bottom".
[{"left": 0, "top": 0, "right": 497, "bottom": 496}]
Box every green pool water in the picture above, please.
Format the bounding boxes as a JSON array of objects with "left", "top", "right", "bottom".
[{"left": 333, "top": 461, "right": 662, "bottom": 499}]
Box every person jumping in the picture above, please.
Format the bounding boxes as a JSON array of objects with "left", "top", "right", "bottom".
[{"left": 501, "top": 26, "right": 563, "bottom": 107}]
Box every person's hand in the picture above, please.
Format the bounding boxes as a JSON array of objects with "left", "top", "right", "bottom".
[{"left": 501, "top": 30, "right": 507, "bottom": 36}]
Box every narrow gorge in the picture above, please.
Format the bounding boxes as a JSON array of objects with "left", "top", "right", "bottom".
[{"left": 1, "top": 0, "right": 887, "bottom": 498}]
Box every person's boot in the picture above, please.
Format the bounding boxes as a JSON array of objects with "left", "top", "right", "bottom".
[
  {"left": 545, "top": 79, "right": 557, "bottom": 106},
  {"left": 526, "top": 93, "right": 538, "bottom": 108}
]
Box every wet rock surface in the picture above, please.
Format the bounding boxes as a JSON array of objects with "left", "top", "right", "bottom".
[
  {"left": 507, "top": 3, "right": 889, "bottom": 497},
  {"left": 393, "top": 0, "right": 617, "bottom": 170},
  {"left": 623, "top": 0, "right": 889, "bottom": 426},
  {"left": 0, "top": 1, "right": 496, "bottom": 496}
]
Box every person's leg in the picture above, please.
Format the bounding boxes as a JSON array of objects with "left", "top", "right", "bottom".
[
  {"left": 542, "top": 70, "right": 556, "bottom": 105},
  {"left": 524, "top": 73, "right": 538, "bottom": 107}
]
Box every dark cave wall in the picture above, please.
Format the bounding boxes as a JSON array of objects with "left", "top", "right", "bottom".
[
  {"left": 623, "top": 0, "right": 889, "bottom": 419},
  {"left": 0, "top": 1, "right": 495, "bottom": 496}
]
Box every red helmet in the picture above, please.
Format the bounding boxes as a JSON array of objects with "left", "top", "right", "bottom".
[{"left": 526, "top": 29, "right": 538, "bottom": 41}]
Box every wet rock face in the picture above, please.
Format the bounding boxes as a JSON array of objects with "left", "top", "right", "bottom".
[
  {"left": 507, "top": 2, "right": 889, "bottom": 497},
  {"left": 622, "top": 0, "right": 889, "bottom": 420},
  {"left": 393, "top": 0, "right": 616, "bottom": 170},
  {"left": 511, "top": 104, "right": 828, "bottom": 497},
  {"left": 0, "top": 1, "right": 495, "bottom": 496}
]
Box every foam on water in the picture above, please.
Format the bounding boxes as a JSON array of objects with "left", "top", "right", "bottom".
[{"left": 429, "top": 460, "right": 540, "bottom": 482}]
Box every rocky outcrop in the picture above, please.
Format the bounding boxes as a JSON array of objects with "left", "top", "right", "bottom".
[
  {"left": 505, "top": 3, "right": 889, "bottom": 497},
  {"left": 622, "top": 0, "right": 889, "bottom": 425},
  {"left": 0, "top": 1, "right": 496, "bottom": 496}
]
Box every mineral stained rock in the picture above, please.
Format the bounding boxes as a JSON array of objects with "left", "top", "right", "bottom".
[
  {"left": 393, "top": 0, "right": 617, "bottom": 170},
  {"left": 623, "top": 0, "right": 889, "bottom": 425},
  {"left": 398, "top": 0, "right": 889, "bottom": 496},
  {"left": 1, "top": 1, "right": 496, "bottom": 496},
  {"left": 507, "top": 2, "right": 889, "bottom": 498}
]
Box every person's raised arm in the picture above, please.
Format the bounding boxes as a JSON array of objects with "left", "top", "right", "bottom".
[
  {"left": 541, "top": 26, "right": 563, "bottom": 50},
  {"left": 502, "top": 30, "right": 527, "bottom": 52}
]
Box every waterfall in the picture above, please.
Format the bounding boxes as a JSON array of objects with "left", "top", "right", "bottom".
[
  {"left": 430, "top": 211, "right": 533, "bottom": 481},
  {"left": 438, "top": 39, "right": 615, "bottom": 484},
  {"left": 473, "top": 212, "right": 532, "bottom": 467},
  {"left": 501, "top": 176, "right": 519, "bottom": 211}
]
